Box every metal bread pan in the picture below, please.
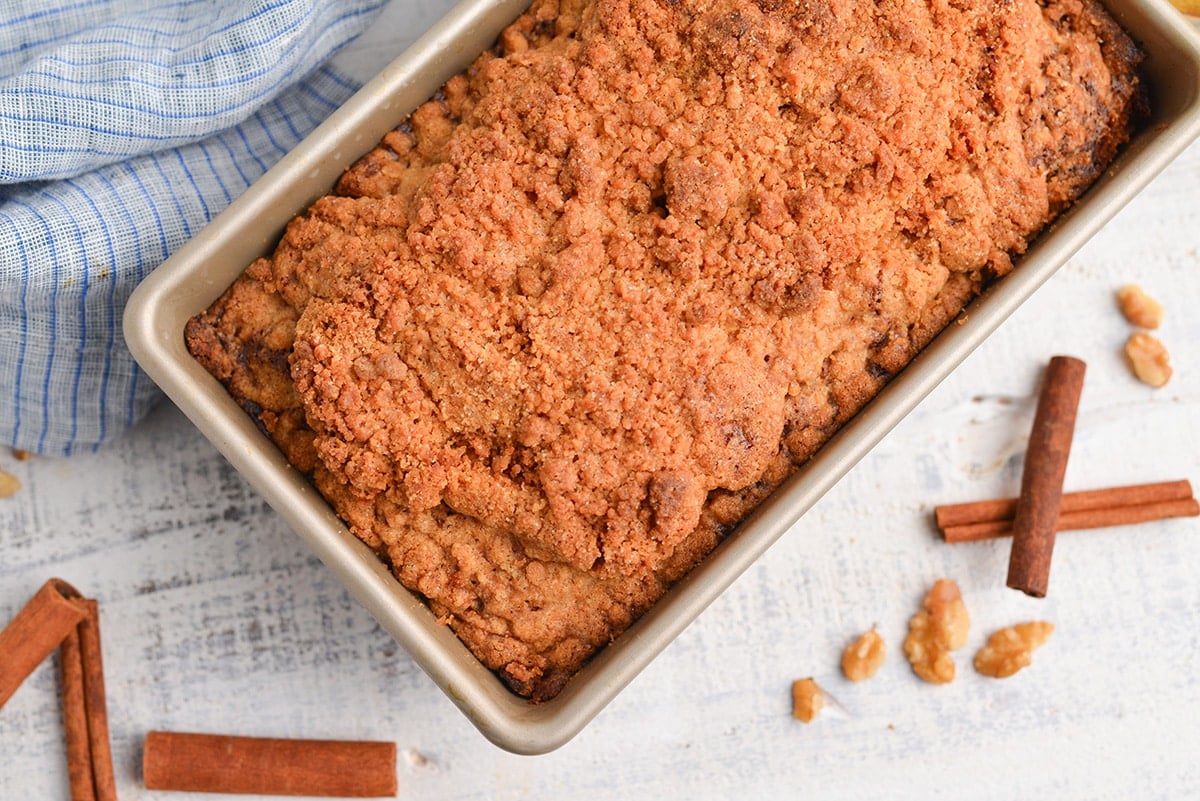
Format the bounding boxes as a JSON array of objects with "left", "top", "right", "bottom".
[{"left": 124, "top": 0, "right": 1200, "bottom": 754}]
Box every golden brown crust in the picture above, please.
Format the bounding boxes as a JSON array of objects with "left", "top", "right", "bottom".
[{"left": 187, "top": 0, "right": 1145, "bottom": 700}]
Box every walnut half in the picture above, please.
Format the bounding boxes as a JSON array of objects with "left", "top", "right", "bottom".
[
  {"left": 974, "top": 621, "right": 1055, "bottom": 678},
  {"left": 1115, "top": 284, "right": 1164, "bottom": 329},
  {"left": 1125, "top": 331, "right": 1173, "bottom": 388},
  {"left": 841, "top": 629, "right": 886, "bottom": 682},
  {"left": 903, "top": 579, "right": 970, "bottom": 684},
  {"left": 791, "top": 677, "right": 825, "bottom": 723}
]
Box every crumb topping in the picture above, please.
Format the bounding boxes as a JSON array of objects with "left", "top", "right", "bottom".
[{"left": 187, "top": 0, "right": 1144, "bottom": 698}]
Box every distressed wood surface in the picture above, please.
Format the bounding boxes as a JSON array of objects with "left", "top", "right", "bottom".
[{"left": 3, "top": 4, "right": 1200, "bottom": 797}]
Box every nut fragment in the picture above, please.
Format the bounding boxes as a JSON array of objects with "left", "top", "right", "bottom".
[
  {"left": 903, "top": 578, "right": 969, "bottom": 684},
  {"left": 402, "top": 748, "right": 431, "bottom": 768},
  {"left": 1168, "top": 0, "right": 1200, "bottom": 18},
  {"left": 1115, "top": 284, "right": 1164, "bottom": 329},
  {"left": 791, "top": 677, "right": 825, "bottom": 723},
  {"left": 0, "top": 468, "right": 20, "bottom": 498},
  {"left": 973, "top": 621, "right": 1054, "bottom": 678},
  {"left": 12, "top": 449, "right": 32, "bottom": 461},
  {"left": 1124, "top": 331, "right": 1172, "bottom": 388},
  {"left": 841, "top": 629, "right": 886, "bottom": 682}
]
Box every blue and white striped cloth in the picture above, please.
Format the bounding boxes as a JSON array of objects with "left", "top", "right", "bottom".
[{"left": 0, "top": 0, "right": 385, "bottom": 455}]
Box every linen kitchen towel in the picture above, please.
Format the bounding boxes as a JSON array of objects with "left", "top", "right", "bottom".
[{"left": 0, "top": 0, "right": 385, "bottom": 454}]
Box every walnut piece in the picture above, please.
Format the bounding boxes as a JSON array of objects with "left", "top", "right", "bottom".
[
  {"left": 973, "top": 621, "right": 1054, "bottom": 678},
  {"left": 791, "top": 677, "right": 825, "bottom": 723},
  {"left": 903, "top": 578, "right": 970, "bottom": 684},
  {"left": 1125, "top": 331, "right": 1173, "bottom": 388},
  {"left": 841, "top": 629, "right": 887, "bottom": 682},
  {"left": 0, "top": 468, "right": 20, "bottom": 498},
  {"left": 1115, "top": 284, "right": 1164, "bottom": 329},
  {"left": 1168, "top": 0, "right": 1200, "bottom": 19}
]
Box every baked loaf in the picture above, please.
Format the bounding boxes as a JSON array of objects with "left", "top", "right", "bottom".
[{"left": 186, "top": 0, "right": 1146, "bottom": 699}]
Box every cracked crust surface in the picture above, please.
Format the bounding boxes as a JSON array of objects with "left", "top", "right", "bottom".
[{"left": 187, "top": 0, "right": 1145, "bottom": 699}]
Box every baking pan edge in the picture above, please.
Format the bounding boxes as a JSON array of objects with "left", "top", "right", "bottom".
[{"left": 124, "top": 0, "right": 1200, "bottom": 753}]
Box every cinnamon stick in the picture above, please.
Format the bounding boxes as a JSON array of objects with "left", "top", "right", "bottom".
[
  {"left": 944, "top": 497, "right": 1200, "bottom": 542},
  {"left": 1006, "top": 356, "right": 1087, "bottom": 597},
  {"left": 935, "top": 479, "right": 1194, "bottom": 530},
  {"left": 78, "top": 600, "right": 117, "bottom": 801},
  {"left": 60, "top": 627, "right": 97, "bottom": 801},
  {"left": 142, "top": 731, "right": 398, "bottom": 797},
  {"left": 0, "top": 578, "right": 88, "bottom": 711}
]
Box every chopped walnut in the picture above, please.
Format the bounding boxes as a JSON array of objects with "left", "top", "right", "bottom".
[
  {"left": 841, "top": 628, "right": 886, "bottom": 682},
  {"left": 903, "top": 578, "right": 970, "bottom": 684},
  {"left": 973, "top": 621, "right": 1054, "bottom": 678},
  {"left": 1115, "top": 284, "right": 1164, "bottom": 329},
  {"left": 791, "top": 677, "right": 825, "bottom": 723},
  {"left": 402, "top": 748, "right": 431, "bottom": 768},
  {"left": 1125, "top": 331, "right": 1173, "bottom": 388},
  {"left": 0, "top": 468, "right": 20, "bottom": 498}
]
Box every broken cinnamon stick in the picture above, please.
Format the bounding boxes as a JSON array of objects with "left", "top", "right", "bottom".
[
  {"left": 78, "top": 600, "right": 117, "bottom": 801},
  {"left": 142, "top": 731, "right": 398, "bottom": 797},
  {"left": 935, "top": 479, "right": 1194, "bottom": 530},
  {"left": 944, "top": 497, "right": 1200, "bottom": 542},
  {"left": 0, "top": 578, "right": 88, "bottom": 711},
  {"left": 1006, "top": 356, "right": 1087, "bottom": 597},
  {"left": 60, "top": 627, "right": 97, "bottom": 801}
]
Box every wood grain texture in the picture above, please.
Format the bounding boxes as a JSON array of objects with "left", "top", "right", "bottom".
[{"left": 2, "top": 5, "right": 1200, "bottom": 798}]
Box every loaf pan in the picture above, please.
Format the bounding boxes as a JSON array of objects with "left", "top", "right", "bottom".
[{"left": 124, "top": 0, "right": 1200, "bottom": 754}]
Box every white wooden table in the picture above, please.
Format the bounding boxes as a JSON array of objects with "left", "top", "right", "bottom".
[{"left": 3, "top": 4, "right": 1200, "bottom": 798}]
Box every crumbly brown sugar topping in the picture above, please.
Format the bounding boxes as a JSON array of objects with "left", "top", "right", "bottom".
[
  {"left": 280, "top": 0, "right": 1140, "bottom": 577},
  {"left": 189, "top": 0, "right": 1144, "bottom": 698}
]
